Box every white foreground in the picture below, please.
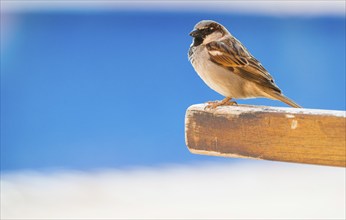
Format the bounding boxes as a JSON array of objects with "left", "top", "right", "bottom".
[{"left": 1, "top": 161, "right": 345, "bottom": 219}]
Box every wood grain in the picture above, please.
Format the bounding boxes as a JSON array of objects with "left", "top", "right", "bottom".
[{"left": 185, "top": 104, "right": 346, "bottom": 167}]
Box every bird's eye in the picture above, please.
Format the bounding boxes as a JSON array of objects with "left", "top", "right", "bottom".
[{"left": 209, "top": 27, "right": 215, "bottom": 31}]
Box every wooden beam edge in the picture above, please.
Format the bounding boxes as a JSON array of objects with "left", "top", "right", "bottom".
[
  {"left": 186, "top": 104, "right": 346, "bottom": 118},
  {"left": 185, "top": 104, "right": 346, "bottom": 167}
]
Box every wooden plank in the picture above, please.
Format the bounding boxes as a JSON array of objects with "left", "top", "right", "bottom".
[{"left": 185, "top": 104, "right": 346, "bottom": 167}]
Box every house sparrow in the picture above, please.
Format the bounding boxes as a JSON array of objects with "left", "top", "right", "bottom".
[{"left": 188, "top": 20, "right": 301, "bottom": 108}]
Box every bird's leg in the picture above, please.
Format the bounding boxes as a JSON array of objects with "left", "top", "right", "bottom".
[{"left": 205, "top": 97, "right": 237, "bottom": 109}]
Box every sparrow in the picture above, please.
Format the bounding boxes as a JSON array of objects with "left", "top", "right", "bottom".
[{"left": 188, "top": 20, "right": 301, "bottom": 108}]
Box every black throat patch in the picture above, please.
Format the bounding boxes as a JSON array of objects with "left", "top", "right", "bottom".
[{"left": 193, "top": 37, "right": 203, "bottom": 46}]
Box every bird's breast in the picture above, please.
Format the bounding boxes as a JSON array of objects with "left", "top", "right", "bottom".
[{"left": 189, "top": 46, "right": 244, "bottom": 98}]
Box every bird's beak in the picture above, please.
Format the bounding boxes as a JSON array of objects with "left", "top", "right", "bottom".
[{"left": 189, "top": 29, "right": 200, "bottom": 37}]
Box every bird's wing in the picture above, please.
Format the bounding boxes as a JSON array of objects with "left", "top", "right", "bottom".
[
  {"left": 206, "top": 40, "right": 250, "bottom": 67},
  {"left": 206, "top": 39, "right": 281, "bottom": 93}
]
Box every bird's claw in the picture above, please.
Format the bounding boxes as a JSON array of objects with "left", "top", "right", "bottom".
[{"left": 204, "top": 98, "right": 237, "bottom": 110}]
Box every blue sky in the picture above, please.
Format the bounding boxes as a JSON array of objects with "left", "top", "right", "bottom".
[{"left": 1, "top": 10, "right": 345, "bottom": 171}]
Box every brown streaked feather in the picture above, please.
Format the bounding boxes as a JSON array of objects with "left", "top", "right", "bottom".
[
  {"left": 206, "top": 38, "right": 281, "bottom": 93},
  {"left": 206, "top": 41, "right": 250, "bottom": 67},
  {"left": 234, "top": 67, "right": 281, "bottom": 93},
  {"left": 269, "top": 91, "right": 302, "bottom": 108}
]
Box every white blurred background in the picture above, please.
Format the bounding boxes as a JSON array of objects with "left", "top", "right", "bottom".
[{"left": 2, "top": 161, "right": 345, "bottom": 219}]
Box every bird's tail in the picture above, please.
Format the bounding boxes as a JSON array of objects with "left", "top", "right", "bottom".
[{"left": 266, "top": 91, "right": 302, "bottom": 108}]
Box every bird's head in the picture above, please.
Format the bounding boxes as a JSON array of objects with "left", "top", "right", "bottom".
[{"left": 189, "top": 20, "right": 228, "bottom": 46}]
